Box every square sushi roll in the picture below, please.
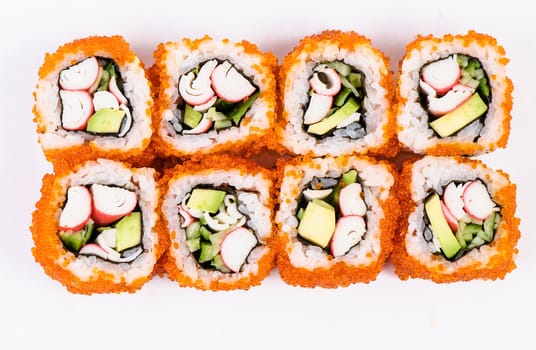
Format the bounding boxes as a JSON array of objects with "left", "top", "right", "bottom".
[
  {"left": 31, "top": 159, "right": 168, "bottom": 294},
  {"left": 391, "top": 156, "right": 520, "bottom": 282},
  {"left": 33, "top": 36, "right": 154, "bottom": 168},
  {"left": 150, "top": 36, "right": 278, "bottom": 159},
  {"left": 278, "top": 30, "right": 397, "bottom": 158},
  {"left": 275, "top": 156, "right": 399, "bottom": 288},
  {"left": 160, "top": 155, "right": 275, "bottom": 291},
  {"left": 395, "top": 31, "right": 513, "bottom": 155}
]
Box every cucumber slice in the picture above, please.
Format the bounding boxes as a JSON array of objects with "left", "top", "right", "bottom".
[
  {"left": 199, "top": 242, "right": 215, "bottom": 263},
  {"left": 206, "top": 107, "right": 228, "bottom": 121},
  {"left": 482, "top": 212, "right": 497, "bottom": 242},
  {"left": 334, "top": 87, "right": 352, "bottom": 107},
  {"left": 456, "top": 54, "right": 469, "bottom": 68},
  {"left": 185, "top": 221, "right": 201, "bottom": 240},
  {"left": 211, "top": 254, "right": 230, "bottom": 273},
  {"left": 186, "top": 237, "right": 201, "bottom": 253},
  {"left": 97, "top": 70, "right": 110, "bottom": 92},
  {"left": 467, "top": 236, "right": 486, "bottom": 250},
  {"left": 229, "top": 91, "right": 259, "bottom": 125},
  {"left": 341, "top": 76, "right": 360, "bottom": 98},
  {"left": 199, "top": 226, "right": 212, "bottom": 240},
  {"left": 325, "top": 61, "right": 352, "bottom": 77},
  {"left": 455, "top": 230, "right": 467, "bottom": 249},
  {"left": 214, "top": 119, "right": 232, "bottom": 130},
  {"left": 348, "top": 72, "right": 363, "bottom": 88},
  {"left": 209, "top": 231, "right": 226, "bottom": 255},
  {"left": 342, "top": 170, "right": 358, "bottom": 185},
  {"left": 184, "top": 104, "right": 203, "bottom": 129},
  {"left": 59, "top": 222, "right": 94, "bottom": 253}
]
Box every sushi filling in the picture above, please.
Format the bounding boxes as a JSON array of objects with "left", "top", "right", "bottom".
[
  {"left": 172, "top": 59, "right": 259, "bottom": 134},
  {"left": 180, "top": 187, "right": 258, "bottom": 273},
  {"left": 58, "top": 57, "right": 133, "bottom": 137},
  {"left": 418, "top": 54, "right": 491, "bottom": 138},
  {"left": 302, "top": 61, "right": 366, "bottom": 140},
  {"left": 58, "top": 184, "right": 143, "bottom": 263},
  {"left": 295, "top": 170, "right": 368, "bottom": 257},
  {"left": 423, "top": 179, "right": 501, "bottom": 261}
]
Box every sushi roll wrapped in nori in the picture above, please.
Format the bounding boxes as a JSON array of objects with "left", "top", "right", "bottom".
[
  {"left": 395, "top": 31, "right": 513, "bottom": 155},
  {"left": 33, "top": 36, "right": 154, "bottom": 168},
  {"left": 275, "top": 156, "right": 399, "bottom": 288},
  {"left": 391, "top": 156, "right": 520, "bottom": 282},
  {"left": 278, "top": 30, "right": 397, "bottom": 158},
  {"left": 151, "top": 36, "right": 278, "bottom": 159},
  {"left": 31, "top": 159, "right": 168, "bottom": 294},
  {"left": 160, "top": 155, "right": 275, "bottom": 290}
]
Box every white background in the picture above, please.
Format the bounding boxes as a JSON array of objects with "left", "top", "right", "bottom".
[{"left": 1, "top": 1, "right": 534, "bottom": 348}]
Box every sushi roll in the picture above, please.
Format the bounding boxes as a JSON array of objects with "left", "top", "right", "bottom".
[
  {"left": 278, "top": 30, "right": 397, "bottom": 158},
  {"left": 151, "top": 36, "right": 278, "bottom": 159},
  {"left": 31, "top": 159, "right": 168, "bottom": 294},
  {"left": 275, "top": 156, "right": 399, "bottom": 288},
  {"left": 160, "top": 155, "right": 275, "bottom": 290},
  {"left": 391, "top": 156, "right": 520, "bottom": 282},
  {"left": 395, "top": 31, "right": 513, "bottom": 155},
  {"left": 33, "top": 35, "right": 154, "bottom": 168}
]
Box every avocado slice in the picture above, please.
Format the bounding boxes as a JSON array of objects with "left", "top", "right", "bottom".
[
  {"left": 342, "top": 169, "right": 358, "bottom": 185},
  {"left": 187, "top": 188, "right": 226, "bottom": 214},
  {"left": 86, "top": 108, "right": 126, "bottom": 134},
  {"left": 429, "top": 93, "right": 488, "bottom": 138},
  {"left": 59, "top": 222, "right": 94, "bottom": 253},
  {"left": 115, "top": 211, "right": 142, "bottom": 252},
  {"left": 183, "top": 104, "right": 203, "bottom": 129},
  {"left": 297, "top": 199, "right": 336, "bottom": 248},
  {"left": 424, "top": 193, "right": 462, "bottom": 259},
  {"left": 307, "top": 97, "right": 360, "bottom": 135}
]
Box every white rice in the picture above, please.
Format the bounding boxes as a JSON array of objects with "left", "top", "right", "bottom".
[
  {"left": 404, "top": 156, "right": 510, "bottom": 273},
  {"left": 35, "top": 52, "right": 153, "bottom": 151},
  {"left": 280, "top": 41, "right": 392, "bottom": 156},
  {"left": 397, "top": 35, "right": 510, "bottom": 154},
  {"left": 54, "top": 159, "right": 160, "bottom": 284},
  {"left": 162, "top": 169, "right": 272, "bottom": 287},
  {"left": 275, "top": 156, "right": 394, "bottom": 270},
  {"left": 157, "top": 39, "right": 273, "bottom": 153}
]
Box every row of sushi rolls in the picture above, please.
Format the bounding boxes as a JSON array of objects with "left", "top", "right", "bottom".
[{"left": 31, "top": 30, "right": 519, "bottom": 294}]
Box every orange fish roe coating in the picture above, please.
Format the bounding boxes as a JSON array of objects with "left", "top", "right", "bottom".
[
  {"left": 277, "top": 30, "right": 398, "bottom": 159},
  {"left": 395, "top": 30, "right": 513, "bottom": 156},
  {"left": 390, "top": 156, "right": 520, "bottom": 282},
  {"left": 30, "top": 160, "right": 168, "bottom": 294},
  {"left": 150, "top": 36, "right": 278, "bottom": 161},
  {"left": 275, "top": 155, "right": 400, "bottom": 288},
  {"left": 160, "top": 155, "right": 276, "bottom": 291},
  {"left": 33, "top": 35, "right": 154, "bottom": 169}
]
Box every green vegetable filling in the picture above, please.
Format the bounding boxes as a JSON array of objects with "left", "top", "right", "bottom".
[
  {"left": 176, "top": 60, "right": 259, "bottom": 133},
  {"left": 424, "top": 183, "right": 501, "bottom": 261},
  {"left": 305, "top": 61, "right": 366, "bottom": 139},
  {"left": 295, "top": 169, "right": 366, "bottom": 253}
]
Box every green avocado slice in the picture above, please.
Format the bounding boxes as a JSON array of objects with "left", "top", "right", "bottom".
[{"left": 424, "top": 193, "right": 462, "bottom": 259}]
